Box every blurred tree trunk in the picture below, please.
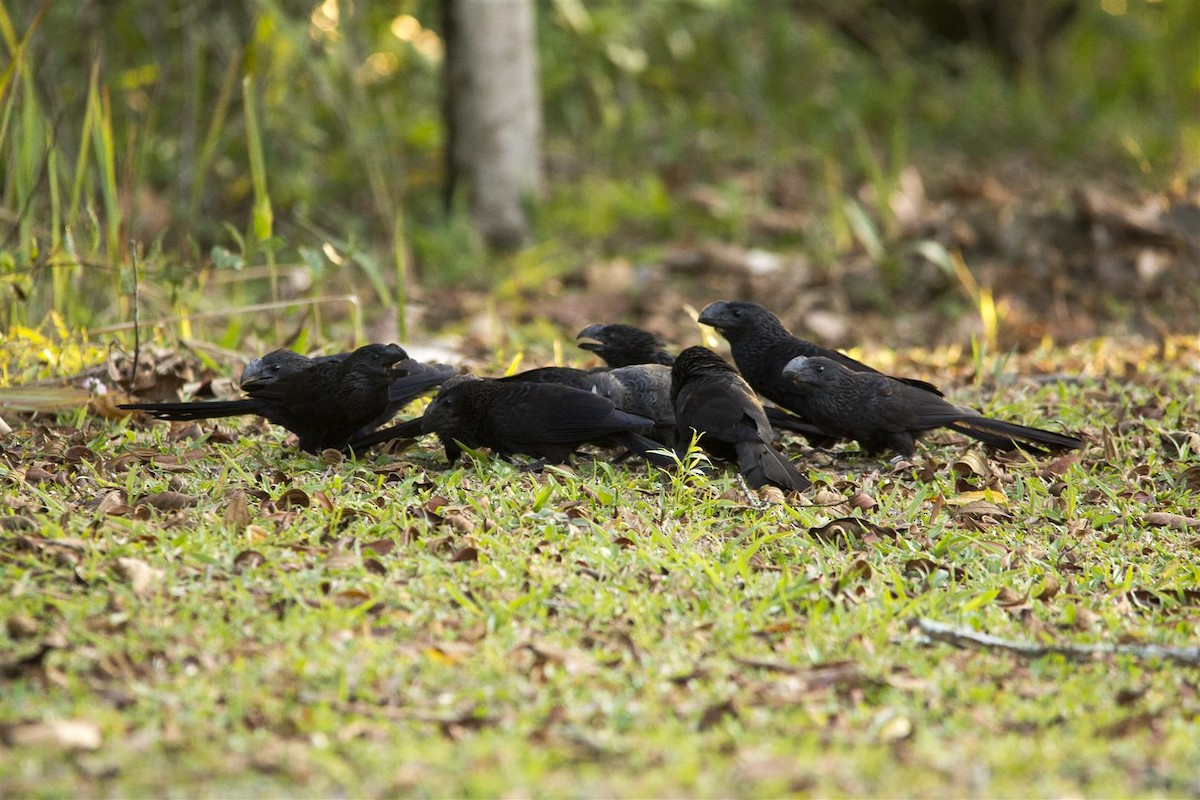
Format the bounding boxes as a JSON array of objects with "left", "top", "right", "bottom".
[{"left": 444, "top": 0, "right": 542, "bottom": 251}]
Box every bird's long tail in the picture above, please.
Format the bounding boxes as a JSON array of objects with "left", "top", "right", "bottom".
[
  {"left": 119, "top": 399, "right": 259, "bottom": 421},
  {"left": 608, "top": 431, "right": 678, "bottom": 468},
  {"left": 347, "top": 416, "right": 426, "bottom": 450},
  {"left": 948, "top": 417, "right": 1083, "bottom": 454},
  {"left": 762, "top": 407, "right": 840, "bottom": 446},
  {"left": 735, "top": 441, "right": 811, "bottom": 491}
]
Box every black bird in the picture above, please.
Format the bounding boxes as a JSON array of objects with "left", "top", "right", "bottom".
[
  {"left": 170, "top": 346, "right": 452, "bottom": 452},
  {"left": 120, "top": 343, "right": 410, "bottom": 453},
  {"left": 697, "top": 299, "right": 1078, "bottom": 453},
  {"left": 577, "top": 323, "right": 676, "bottom": 367},
  {"left": 241, "top": 347, "right": 455, "bottom": 421},
  {"left": 697, "top": 299, "right": 942, "bottom": 399},
  {"left": 782, "top": 355, "right": 1083, "bottom": 457},
  {"left": 420, "top": 375, "right": 673, "bottom": 468},
  {"left": 671, "top": 346, "right": 810, "bottom": 491},
  {"left": 354, "top": 362, "right": 605, "bottom": 451}
]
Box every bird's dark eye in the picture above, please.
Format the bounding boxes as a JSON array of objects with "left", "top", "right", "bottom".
[
  {"left": 731, "top": 308, "right": 742, "bottom": 318},
  {"left": 814, "top": 364, "right": 825, "bottom": 373}
]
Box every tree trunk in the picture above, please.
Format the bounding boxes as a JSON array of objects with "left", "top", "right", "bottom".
[{"left": 444, "top": 0, "right": 542, "bottom": 251}]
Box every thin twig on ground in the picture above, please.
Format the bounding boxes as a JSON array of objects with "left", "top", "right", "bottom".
[{"left": 910, "top": 617, "right": 1200, "bottom": 667}]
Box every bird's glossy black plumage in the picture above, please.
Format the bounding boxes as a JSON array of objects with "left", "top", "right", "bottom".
[
  {"left": 671, "top": 346, "right": 810, "bottom": 491},
  {"left": 420, "top": 375, "right": 672, "bottom": 468},
  {"left": 698, "top": 299, "right": 1067, "bottom": 452},
  {"left": 120, "top": 343, "right": 411, "bottom": 453},
  {"left": 782, "top": 355, "right": 1083, "bottom": 457}
]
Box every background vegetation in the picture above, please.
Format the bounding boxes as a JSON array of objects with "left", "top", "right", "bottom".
[{"left": 1, "top": 0, "right": 1196, "bottom": 349}]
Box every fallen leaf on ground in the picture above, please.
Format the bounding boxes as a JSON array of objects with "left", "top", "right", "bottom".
[
  {"left": 3, "top": 719, "right": 102, "bottom": 750},
  {"left": 114, "top": 557, "right": 165, "bottom": 597},
  {"left": 1143, "top": 512, "right": 1200, "bottom": 530}
]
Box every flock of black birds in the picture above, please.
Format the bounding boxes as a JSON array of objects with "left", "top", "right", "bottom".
[{"left": 119, "top": 300, "right": 1084, "bottom": 492}]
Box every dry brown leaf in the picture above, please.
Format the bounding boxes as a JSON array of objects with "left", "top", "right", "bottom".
[
  {"left": 809, "top": 517, "right": 896, "bottom": 546},
  {"left": 995, "top": 586, "right": 1030, "bottom": 608},
  {"left": 449, "top": 546, "right": 479, "bottom": 563},
  {"left": 278, "top": 488, "right": 310, "bottom": 510},
  {"left": 361, "top": 539, "right": 396, "bottom": 557},
  {"left": 114, "top": 557, "right": 164, "bottom": 597},
  {"left": 1143, "top": 512, "right": 1200, "bottom": 530},
  {"left": 1035, "top": 573, "right": 1061, "bottom": 602},
  {"left": 244, "top": 524, "right": 271, "bottom": 543},
  {"left": 137, "top": 491, "right": 197, "bottom": 511},
  {"left": 758, "top": 485, "right": 786, "bottom": 505},
  {"left": 1181, "top": 465, "right": 1200, "bottom": 493},
  {"left": 952, "top": 450, "right": 994, "bottom": 481},
  {"left": 6, "top": 613, "right": 39, "bottom": 639},
  {"left": 1041, "top": 455, "right": 1082, "bottom": 477},
  {"left": 332, "top": 589, "right": 372, "bottom": 607},
  {"left": 2, "top": 719, "right": 102, "bottom": 750},
  {"left": 224, "top": 490, "right": 251, "bottom": 532},
  {"left": 25, "top": 466, "right": 56, "bottom": 483},
  {"left": 0, "top": 515, "right": 37, "bottom": 532},
  {"left": 697, "top": 699, "right": 737, "bottom": 731},
  {"left": 445, "top": 512, "right": 475, "bottom": 533},
  {"left": 953, "top": 500, "right": 1011, "bottom": 519},
  {"left": 324, "top": 553, "right": 358, "bottom": 570},
  {"left": 849, "top": 492, "right": 877, "bottom": 511},
  {"left": 233, "top": 550, "right": 267, "bottom": 572}
]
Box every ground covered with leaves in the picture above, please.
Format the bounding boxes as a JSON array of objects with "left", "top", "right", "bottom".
[{"left": 1, "top": 334, "right": 1198, "bottom": 797}]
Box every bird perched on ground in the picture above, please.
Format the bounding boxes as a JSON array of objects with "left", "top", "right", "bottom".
[
  {"left": 781, "top": 355, "right": 1083, "bottom": 457},
  {"left": 671, "top": 346, "right": 810, "bottom": 491},
  {"left": 420, "top": 375, "right": 674, "bottom": 468},
  {"left": 120, "top": 343, "right": 411, "bottom": 453},
  {"left": 128, "top": 346, "right": 453, "bottom": 452},
  {"left": 241, "top": 347, "right": 455, "bottom": 423},
  {"left": 577, "top": 323, "right": 676, "bottom": 367},
  {"left": 698, "top": 299, "right": 1079, "bottom": 454},
  {"left": 356, "top": 360, "right": 618, "bottom": 451}
]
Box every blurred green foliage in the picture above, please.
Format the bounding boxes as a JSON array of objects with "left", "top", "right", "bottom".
[{"left": 0, "top": 0, "right": 1195, "bottom": 335}]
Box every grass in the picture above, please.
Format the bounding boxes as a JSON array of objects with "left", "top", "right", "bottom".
[{"left": 1, "top": 334, "right": 1197, "bottom": 797}]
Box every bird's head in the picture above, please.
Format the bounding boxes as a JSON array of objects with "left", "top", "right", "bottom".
[
  {"left": 239, "top": 349, "right": 312, "bottom": 388},
  {"left": 349, "top": 343, "right": 411, "bottom": 381},
  {"left": 782, "top": 355, "right": 840, "bottom": 387},
  {"left": 697, "top": 300, "right": 782, "bottom": 339},
  {"left": 577, "top": 323, "right": 671, "bottom": 367},
  {"left": 421, "top": 374, "right": 483, "bottom": 433}
]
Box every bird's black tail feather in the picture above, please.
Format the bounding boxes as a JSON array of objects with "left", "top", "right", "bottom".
[
  {"left": 119, "top": 399, "right": 258, "bottom": 421},
  {"left": 762, "top": 407, "right": 840, "bottom": 446},
  {"left": 347, "top": 416, "right": 426, "bottom": 450},
  {"left": 948, "top": 417, "right": 1083, "bottom": 454},
  {"left": 735, "top": 441, "right": 811, "bottom": 491}
]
